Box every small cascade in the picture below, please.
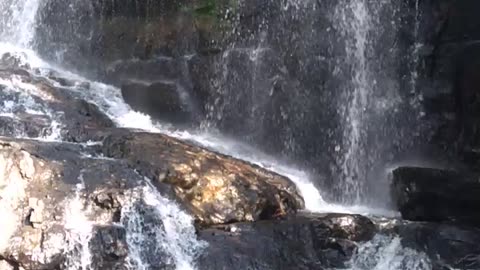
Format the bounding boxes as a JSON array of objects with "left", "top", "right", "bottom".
[
  {"left": 347, "top": 235, "right": 431, "bottom": 270},
  {"left": 121, "top": 179, "right": 207, "bottom": 270},
  {"left": 63, "top": 174, "right": 93, "bottom": 270}
]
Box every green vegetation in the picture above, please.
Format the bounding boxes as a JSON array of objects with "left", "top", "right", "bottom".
[{"left": 179, "top": 0, "right": 239, "bottom": 45}]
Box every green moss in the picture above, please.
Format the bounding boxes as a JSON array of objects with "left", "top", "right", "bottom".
[
  {"left": 194, "top": 0, "right": 217, "bottom": 17},
  {"left": 179, "top": 0, "right": 240, "bottom": 46}
]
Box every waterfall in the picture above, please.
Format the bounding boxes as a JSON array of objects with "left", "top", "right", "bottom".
[
  {"left": 0, "top": 0, "right": 446, "bottom": 269},
  {"left": 0, "top": 0, "right": 41, "bottom": 48},
  {"left": 332, "top": 0, "right": 410, "bottom": 206},
  {"left": 121, "top": 180, "right": 207, "bottom": 270},
  {"left": 63, "top": 175, "right": 93, "bottom": 270},
  {"left": 409, "top": 0, "right": 423, "bottom": 110},
  {"left": 335, "top": 0, "right": 375, "bottom": 204}
]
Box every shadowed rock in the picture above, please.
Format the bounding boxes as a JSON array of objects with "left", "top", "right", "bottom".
[
  {"left": 395, "top": 221, "right": 480, "bottom": 270},
  {"left": 392, "top": 166, "right": 480, "bottom": 227},
  {"left": 198, "top": 213, "right": 376, "bottom": 270},
  {"left": 121, "top": 80, "right": 191, "bottom": 124}
]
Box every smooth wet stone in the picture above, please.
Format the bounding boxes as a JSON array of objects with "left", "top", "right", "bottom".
[
  {"left": 391, "top": 166, "right": 480, "bottom": 227},
  {"left": 197, "top": 212, "right": 376, "bottom": 270},
  {"left": 395, "top": 221, "right": 480, "bottom": 270}
]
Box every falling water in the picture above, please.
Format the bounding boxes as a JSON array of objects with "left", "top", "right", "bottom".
[
  {"left": 0, "top": 0, "right": 40, "bottom": 48},
  {"left": 409, "top": 0, "right": 422, "bottom": 108},
  {"left": 121, "top": 180, "right": 207, "bottom": 270},
  {"left": 335, "top": 0, "right": 377, "bottom": 204},
  {"left": 0, "top": 0, "right": 444, "bottom": 269},
  {"left": 63, "top": 175, "right": 93, "bottom": 270}
]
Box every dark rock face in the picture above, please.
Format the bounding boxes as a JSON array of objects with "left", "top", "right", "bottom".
[
  {"left": 416, "top": 0, "right": 480, "bottom": 167},
  {"left": 396, "top": 221, "right": 480, "bottom": 270},
  {"left": 121, "top": 80, "right": 192, "bottom": 124},
  {"left": 392, "top": 166, "right": 480, "bottom": 227},
  {"left": 34, "top": 0, "right": 429, "bottom": 202},
  {"left": 90, "top": 226, "right": 129, "bottom": 269},
  {"left": 198, "top": 213, "right": 376, "bottom": 270}
]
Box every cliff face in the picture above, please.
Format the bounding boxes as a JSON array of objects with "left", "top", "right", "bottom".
[
  {"left": 415, "top": 0, "right": 480, "bottom": 168},
  {"left": 33, "top": 0, "right": 480, "bottom": 190}
]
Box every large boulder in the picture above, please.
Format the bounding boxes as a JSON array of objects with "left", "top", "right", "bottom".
[
  {"left": 198, "top": 213, "right": 376, "bottom": 270},
  {"left": 0, "top": 131, "right": 307, "bottom": 269},
  {"left": 0, "top": 137, "right": 144, "bottom": 269},
  {"left": 100, "top": 131, "right": 305, "bottom": 225},
  {"left": 391, "top": 166, "right": 480, "bottom": 227}
]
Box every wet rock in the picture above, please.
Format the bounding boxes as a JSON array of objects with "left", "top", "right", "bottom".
[
  {"left": 198, "top": 213, "right": 376, "bottom": 270},
  {"left": 90, "top": 226, "right": 129, "bottom": 269},
  {"left": 57, "top": 99, "right": 115, "bottom": 142},
  {"left": 396, "top": 221, "right": 480, "bottom": 270},
  {"left": 121, "top": 80, "right": 191, "bottom": 124},
  {"left": 0, "top": 114, "right": 52, "bottom": 138},
  {"left": 101, "top": 131, "right": 305, "bottom": 225},
  {"left": 0, "top": 68, "right": 114, "bottom": 141},
  {"left": 48, "top": 76, "right": 77, "bottom": 87},
  {"left": 0, "top": 53, "right": 30, "bottom": 70},
  {"left": 0, "top": 137, "right": 146, "bottom": 269},
  {"left": 105, "top": 58, "right": 180, "bottom": 84},
  {"left": 391, "top": 166, "right": 480, "bottom": 227}
]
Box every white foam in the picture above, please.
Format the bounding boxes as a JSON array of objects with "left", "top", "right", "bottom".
[
  {"left": 348, "top": 234, "right": 432, "bottom": 270},
  {"left": 122, "top": 179, "right": 207, "bottom": 270},
  {"left": 63, "top": 175, "right": 93, "bottom": 270}
]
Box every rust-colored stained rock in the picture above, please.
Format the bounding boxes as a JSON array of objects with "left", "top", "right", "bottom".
[{"left": 101, "top": 131, "right": 305, "bottom": 225}]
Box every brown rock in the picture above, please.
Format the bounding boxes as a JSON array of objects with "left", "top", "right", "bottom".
[{"left": 101, "top": 131, "right": 305, "bottom": 225}]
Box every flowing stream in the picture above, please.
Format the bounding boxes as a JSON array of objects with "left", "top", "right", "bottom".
[{"left": 0, "top": 0, "right": 435, "bottom": 269}]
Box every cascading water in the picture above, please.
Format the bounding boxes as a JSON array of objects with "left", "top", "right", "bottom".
[
  {"left": 347, "top": 235, "right": 432, "bottom": 270},
  {"left": 63, "top": 174, "right": 93, "bottom": 270},
  {"left": 0, "top": 0, "right": 442, "bottom": 269},
  {"left": 121, "top": 180, "right": 207, "bottom": 270},
  {"left": 335, "top": 0, "right": 375, "bottom": 204},
  {"left": 0, "top": 0, "right": 40, "bottom": 47},
  {"left": 0, "top": 1, "right": 206, "bottom": 269}
]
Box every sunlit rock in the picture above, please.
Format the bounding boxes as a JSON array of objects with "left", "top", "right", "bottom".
[
  {"left": 0, "top": 138, "right": 143, "bottom": 269},
  {"left": 101, "top": 131, "right": 305, "bottom": 225}
]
